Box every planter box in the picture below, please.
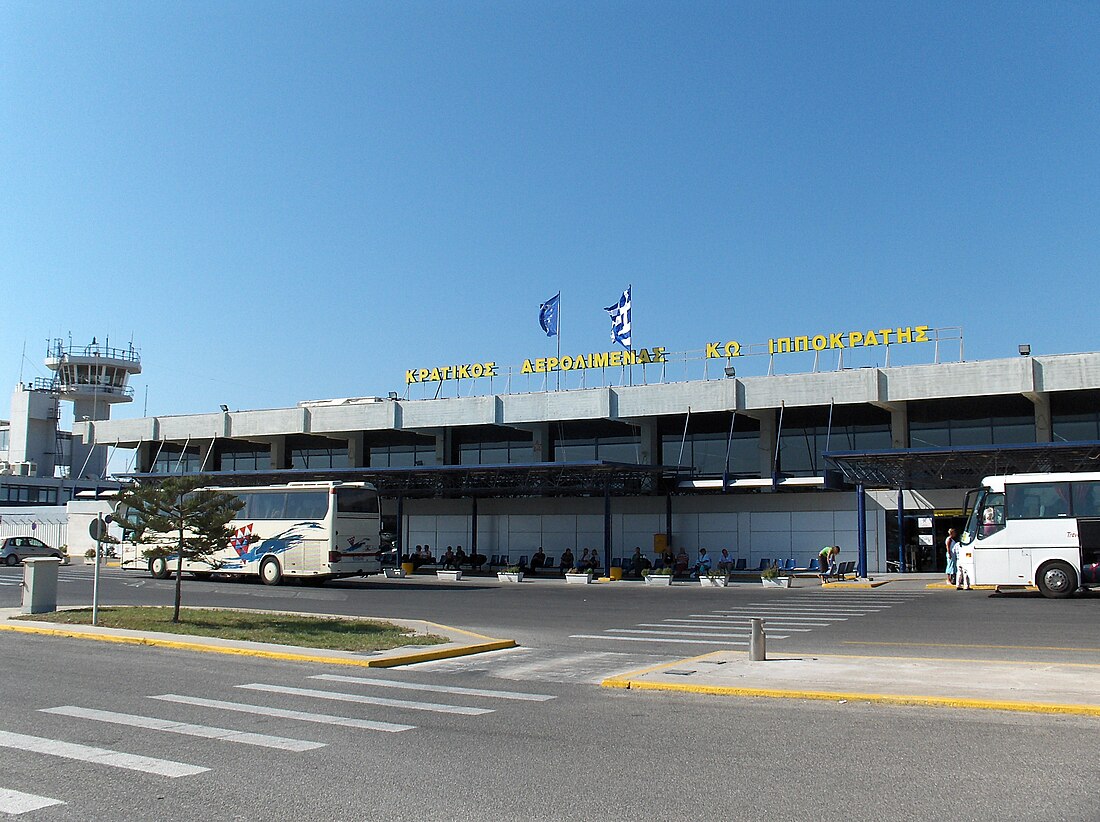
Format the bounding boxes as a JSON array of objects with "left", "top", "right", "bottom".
[
  {"left": 699, "top": 575, "right": 730, "bottom": 587},
  {"left": 644, "top": 574, "right": 673, "bottom": 586},
  {"left": 384, "top": 568, "right": 406, "bottom": 579},
  {"left": 761, "top": 576, "right": 792, "bottom": 588},
  {"left": 564, "top": 572, "right": 593, "bottom": 585},
  {"left": 436, "top": 570, "right": 462, "bottom": 582},
  {"left": 497, "top": 572, "right": 524, "bottom": 583}
]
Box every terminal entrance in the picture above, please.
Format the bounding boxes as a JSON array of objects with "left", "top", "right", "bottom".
[{"left": 885, "top": 510, "right": 967, "bottom": 573}]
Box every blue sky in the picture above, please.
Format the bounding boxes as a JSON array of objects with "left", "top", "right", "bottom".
[{"left": 2, "top": 1, "right": 1098, "bottom": 424}]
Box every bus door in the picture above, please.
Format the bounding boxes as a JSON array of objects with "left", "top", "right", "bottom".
[{"left": 1078, "top": 518, "right": 1100, "bottom": 584}]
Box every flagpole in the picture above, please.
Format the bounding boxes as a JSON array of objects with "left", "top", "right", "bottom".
[
  {"left": 628, "top": 284, "right": 633, "bottom": 387},
  {"left": 556, "top": 293, "right": 561, "bottom": 391}
]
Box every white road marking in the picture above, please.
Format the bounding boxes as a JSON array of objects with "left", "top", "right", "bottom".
[
  {"left": 0, "top": 788, "right": 65, "bottom": 815},
  {"left": 41, "top": 706, "right": 325, "bottom": 752},
  {"left": 309, "top": 675, "right": 555, "bottom": 702},
  {"left": 0, "top": 730, "right": 207, "bottom": 778},
  {"left": 645, "top": 621, "right": 814, "bottom": 632},
  {"left": 710, "top": 611, "right": 850, "bottom": 620},
  {"left": 236, "top": 684, "right": 493, "bottom": 716},
  {"left": 608, "top": 628, "right": 791, "bottom": 639},
  {"left": 570, "top": 634, "right": 748, "bottom": 646},
  {"left": 149, "top": 694, "right": 413, "bottom": 733},
  {"left": 723, "top": 605, "right": 879, "bottom": 613},
  {"left": 684, "top": 615, "right": 830, "bottom": 626}
]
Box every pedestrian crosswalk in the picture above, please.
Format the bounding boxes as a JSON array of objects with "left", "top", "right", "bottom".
[
  {"left": 0, "top": 565, "right": 114, "bottom": 587},
  {"left": 410, "top": 647, "right": 679, "bottom": 685},
  {"left": 569, "top": 591, "right": 927, "bottom": 650},
  {"left": 0, "top": 788, "right": 64, "bottom": 815},
  {"left": 0, "top": 668, "right": 556, "bottom": 816}
]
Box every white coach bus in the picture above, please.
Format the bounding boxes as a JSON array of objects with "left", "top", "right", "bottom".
[
  {"left": 958, "top": 472, "right": 1100, "bottom": 598},
  {"left": 121, "top": 481, "right": 382, "bottom": 585}
]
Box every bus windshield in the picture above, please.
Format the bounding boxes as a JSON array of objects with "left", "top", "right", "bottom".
[{"left": 961, "top": 487, "right": 1008, "bottom": 544}]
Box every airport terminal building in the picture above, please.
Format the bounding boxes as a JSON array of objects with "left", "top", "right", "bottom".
[{"left": 76, "top": 330, "right": 1100, "bottom": 575}]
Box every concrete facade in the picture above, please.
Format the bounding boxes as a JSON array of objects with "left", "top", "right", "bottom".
[{"left": 75, "top": 351, "right": 1100, "bottom": 574}]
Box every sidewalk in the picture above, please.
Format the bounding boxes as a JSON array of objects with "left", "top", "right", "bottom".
[
  {"left": 0, "top": 606, "right": 516, "bottom": 669},
  {"left": 602, "top": 649, "right": 1100, "bottom": 716},
  {"left": 381, "top": 571, "right": 944, "bottom": 590}
]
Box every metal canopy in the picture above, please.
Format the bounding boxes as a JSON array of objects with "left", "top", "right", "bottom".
[
  {"left": 124, "top": 460, "right": 688, "bottom": 499},
  {"left": 825, "top": 441, "right": 1100, "bottom": 490}
]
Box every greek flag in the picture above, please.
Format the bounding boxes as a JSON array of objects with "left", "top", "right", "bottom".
[
  {"left": 604, "top": 285, "right": 631, "bottom": 349},
  {"left": 539, "top": 292, "right": 560, "bottom": 337}
]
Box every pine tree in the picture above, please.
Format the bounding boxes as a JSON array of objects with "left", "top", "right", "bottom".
[{"left": 115, "top": 476, "right": 247, "bottom": 622}]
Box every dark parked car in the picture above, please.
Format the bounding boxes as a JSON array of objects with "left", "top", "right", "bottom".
[{"left": 0, "top": 536, "right": 68, "bottom": 566}]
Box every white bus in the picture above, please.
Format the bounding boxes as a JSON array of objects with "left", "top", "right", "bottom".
[
  {"left": 959, "top": 472, "right": 1100, "bottom": 598},
  {"left": 121, "top": 481, "right": 383, "bottom": 585}
]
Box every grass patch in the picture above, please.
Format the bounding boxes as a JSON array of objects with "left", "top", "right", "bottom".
[{"left": 18, "top": 607, "right": 448, "bottom": 653}]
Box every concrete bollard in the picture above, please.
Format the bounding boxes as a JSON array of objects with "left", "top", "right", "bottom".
[{"left": 749, "top": 617, "right": 766, "bottom": 661}]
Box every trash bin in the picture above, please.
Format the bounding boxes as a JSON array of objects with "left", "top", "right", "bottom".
[
  {"left": 22, "top": 557, "right": 62, "bottom": 615},
  {"left": 609, "top": 566, "right": 623, "bottom": 581},
  {"left": 401, "top": 561, "right": 416, "bottom": 576}
]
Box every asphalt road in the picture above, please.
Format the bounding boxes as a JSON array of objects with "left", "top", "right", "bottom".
[{"left": 1, "top": 566, "right": 1099, "bottom": 821}]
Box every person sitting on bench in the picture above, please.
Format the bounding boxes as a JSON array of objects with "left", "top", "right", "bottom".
[{"left": 529, "top": 547, "right": 546, "bottom": 575}]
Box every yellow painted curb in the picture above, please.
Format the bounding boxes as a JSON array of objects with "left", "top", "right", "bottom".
[
  {"left": 924, "top": 583, "right": 1037, "bottom": 591},
  {"left": 0, "top": 619, "right": 516, "bottom": 669},
  {"left": 599, "top": 676, "right": 1100, "bottom": 717}
]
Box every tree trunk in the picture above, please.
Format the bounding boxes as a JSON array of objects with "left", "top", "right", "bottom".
[{"left": 173, "top": 523, "right": 184, "bottom": 623}]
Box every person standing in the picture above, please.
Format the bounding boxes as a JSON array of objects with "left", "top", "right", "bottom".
[{"left": 945, "top": 528, "right": 959, "bottom": 585}]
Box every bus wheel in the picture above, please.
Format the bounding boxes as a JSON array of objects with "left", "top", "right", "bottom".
[
  {"left": 1036, "top": 561, "right": 1077, "bottom": 599},
  {"left": 259, "top": 557, "right": 283, "bottom": 586},
  {"left": 149, "top": 557, "right": 170, "bottom": 579}
]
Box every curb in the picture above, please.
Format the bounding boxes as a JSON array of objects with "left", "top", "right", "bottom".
[
  {"left": 0, "top": 616, "right": 516, "bottom": 669},
  {"left": 599, "top": 675, "right": 1100, "bottom": 717},
  {"left": 924, "top": 583, "right": 1038, "bottom": 591}
]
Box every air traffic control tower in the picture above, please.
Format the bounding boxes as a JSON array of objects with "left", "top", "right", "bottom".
[{"left": 43, "top": 337, "right": 141, "bottom": 478}]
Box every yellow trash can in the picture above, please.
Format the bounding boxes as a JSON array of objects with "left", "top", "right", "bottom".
[
  {"left": 401, "top": 562, "right": 415, "bottom": 576},
  {"left": 609, "top": 567, "right": 623, "bottom": 581}
]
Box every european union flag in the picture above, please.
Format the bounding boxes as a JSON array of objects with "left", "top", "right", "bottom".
[{"left": 539, "top": 293, "right": 560, "bottom": 337}]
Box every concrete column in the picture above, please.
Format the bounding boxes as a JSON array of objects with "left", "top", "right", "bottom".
[
  {"left": 638, "top": 421, "right": 661, "bottom": 466},
  {"left": 434, "top": 430, "right": 455, "bottom": 466},
  {"left": 530, "top": 423, "right": 551, "bottom": 462},
  {"left": 269, "top": 436, "right": 287, "bottom": 470},
  {"left": 136, "top": 441, "right": 156, "bottom": 473},
  {"left": 890, "top": 402, "right": 909, "bottom": 449},
  {"left": 1030, "top": 392, "right": 1052, "bottom": 443},
  {"left": 196, "top": 440, "right": 214, "bottom": 472},
  {"left": 347, "top": 432, "right": 366, "bottom": 467},
  {"left": 756, "top": 410, "right": 777, "bottom": 478}
]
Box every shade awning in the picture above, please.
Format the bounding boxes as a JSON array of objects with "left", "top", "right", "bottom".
[{"left": 825, "top": 441, "right": 1100, "bottom": 489}]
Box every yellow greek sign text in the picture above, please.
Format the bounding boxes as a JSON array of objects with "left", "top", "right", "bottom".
[
  {"left": 764, "top": 325, "right": 928, "bottom": 355},
  {"left": 406, "top": 362, "right": 498, "bottom": 384},
  {"left": 521, "top": 347, "right": 668, "bottom": 375}
]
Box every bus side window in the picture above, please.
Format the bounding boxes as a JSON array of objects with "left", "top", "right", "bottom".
[
  {"left": 252, "top": 493, "right": 286, "bottom": 520},
  {"left": 1006, "top": 483, "right": 1071, "bottom": 519},
  {"left": 283, "top": 492, "right": 329, "bottom": 520},
  {"left": 1073, "top": 482, "right": 1100, "bottom": 518},
  {"left": 235, "top": 493, "right": 254, "bottom": 520}
]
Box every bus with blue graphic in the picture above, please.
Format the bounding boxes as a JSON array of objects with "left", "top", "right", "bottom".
[{"left": 122, "top": 481, "right": 382, "bottom": 585}]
